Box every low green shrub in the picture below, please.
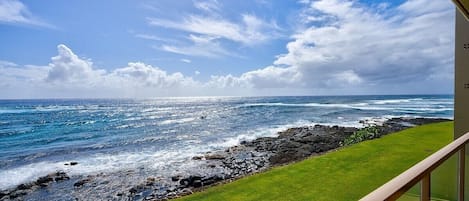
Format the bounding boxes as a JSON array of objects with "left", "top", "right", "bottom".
[{"left": 342, "top": 126, "right": 380, "bottom": 146}]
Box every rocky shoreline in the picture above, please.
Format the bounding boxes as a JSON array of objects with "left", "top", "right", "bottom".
[{"left": 0, "top": 117, "right": 450, "bottom": 201}]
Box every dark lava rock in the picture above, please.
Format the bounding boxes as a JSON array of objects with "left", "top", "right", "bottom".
[
  {"left": 179, "top": 175, "right": 208, "bottom": 188},
  {"left": 201, "top": 175, "right": 224, "bottom": 186},
  {"left": 179, "top": 178, "right": 190, "bottom": 187},
  {"left": 53, "top": 171, "right": 70, "bottom": 181},
  {"left": 0, "top": 171, "right": 70, "bottom": 201},
  {"left": 36, "top": 176, "right": 53, "bottom": 185},
  {"left": 64, "top": 161, "right": 77, "bottom": 166},
  {"left": 0, "top": 191, "right": 9, "bottom": 200},
  {"left": 378, "top": 118, "right": 449, "bottom": 135},
  {"left": 180, "top": 188, "right": 193, "bottom": 196},
  {"left": 244, "top": 125, "right": 358, "bottom": 165},
  {"left": 171, "top": 175, "right": 181, "bottom": 182},
  {"left": 16, "top": 183, "right": 32, "bottom": 190},
  {"left": 129, "top": 186, "right": 139, "bottom": 194},
  {"left": 192, "top": 180, "right": 202, "bottom": 188},
  {"left": 146, "top": 177, "right": 156, "bottom": 186},
  {"left": 8, "top": 190, "right": 28, "bottom": 199},
  {"left": 192, "top": 156, "right": 204, "bottom": 160},
  {"left": 242, "top": 117, "right": 450, "bottom": 166},
  {"left": 74, "top": 178, "right": 91, "bottom": 188},
  {"left": 204, "top": 153, "right": 226, "bottom": 160}
]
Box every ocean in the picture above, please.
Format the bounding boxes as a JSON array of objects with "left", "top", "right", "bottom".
[{"left": 0, "top": 95, "right": 453, "bottom": 190}]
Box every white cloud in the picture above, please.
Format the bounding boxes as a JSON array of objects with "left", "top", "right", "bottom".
[
  {"left": 269, "top": 0, "right": 454, "bottom": 93},
  {"left": 201, "top": 0, "right": 454, "bottom": 94},
  {"left": 0, "top": 44, "right": 202, "bottom": 98},
  {"left": 0, "top": 0, "right": 456, "bottom": 98},
  {"left": 240, "top": 66, "right": 302, "bottom": 88},
  {"left": 0, "top": 60, "right": 17, "bottom": 67},
  {"left": 135, "top": 34, "right": 174, "bottom": 42},
  {"left": 0, "top": 0, "right": 52, "bottom": 27},
  {"left": 46, "top": 44, "right": 104, "bottom": 83},
  {"left": 0, "top": 61, "right": 48, "bottom": 82},
  {"left": 329, "top": 70, "right": 362, "bottom": 86},
  {"left": 147, "top": 0, "right": 282, "bottom": 57},
  {"left": 160, "top": 34, "right": 234, "bottom": 58},
  {"left": 111, "top": 62, "right": 196, "bottom": 88},
  {"left": 180, "top": 59, "right": 191, "bottom": 63},
  {"left": 205, "top": 65, "right": 301, "bottom": 89},
  {"left": 148, "top": 15, "right": 247, "bottom": 44},
  {"left": 193, "top": 0, "right": 220, "bottom": 13}
]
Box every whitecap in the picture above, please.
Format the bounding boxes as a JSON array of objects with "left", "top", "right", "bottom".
[{"left": 158, "top": 117, "right": 195, "bottom": 125}]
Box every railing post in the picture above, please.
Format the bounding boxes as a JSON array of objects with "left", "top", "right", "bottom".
[
  {"left": 459, "top": 146, "right": 465, "bottom": 201},
  {"left": 421, "top": 174, "right": 431, "bottom": 201}
]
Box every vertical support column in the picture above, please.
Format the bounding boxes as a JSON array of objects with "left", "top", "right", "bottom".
[
  {"left": 421, "top": 174, "right": 431, "bottom": 201},
  {"left": 455, "top": 10, "right": 469, "bottom": 139},
  {"left": 454, "top": 6, "right": 469, "bottom": 201},
  {"left": 460, "top": 146, "right": 466, "bottom": 201}
]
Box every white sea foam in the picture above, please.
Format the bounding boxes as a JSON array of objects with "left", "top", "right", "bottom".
[
  {"left": 0, "top": 146, "right": 211, "bottom": 190},
  {"left": 242, "top": 98, "right": 452, "bottom": 114},
  {"left": 372, "top": 98, "right": 423, "bottom": 104},
  {"left": 241, "top": 102, "right": 392, "bottom": 111},
  {"left": 158, "top": 117, "right": 195, "bottom": 125},
  {"left": 0, "top": 162, "right": 64, "bottom": 190},
  {"left": 211, "top": 120, "right": 311, "bottom": 148},
  {"left": 0, "top": 109, "right": 32, "bottom": 114},
  {"left": 242, "top": 102, "right": 363, "bottom": 108},
  {"left": 0, "top": 105, "right": 90, "bottom": 114},
  {"left": 241, "top": 100, "right": 453, "bottom": 114}
]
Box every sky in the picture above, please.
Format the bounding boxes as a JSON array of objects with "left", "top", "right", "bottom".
[{"left": 0, "top": 0, "right": 456, "bottom": 98}]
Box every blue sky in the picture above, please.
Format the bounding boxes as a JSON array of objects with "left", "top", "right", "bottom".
[{"left": 0, "top": 0, "right": 456, "bottom": 98}]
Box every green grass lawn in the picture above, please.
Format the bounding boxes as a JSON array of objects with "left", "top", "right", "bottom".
[{"left": 177, "top": 122, "right": 454, "bottom": 201}]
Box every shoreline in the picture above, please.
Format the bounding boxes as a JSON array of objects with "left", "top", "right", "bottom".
[{"left": 0, "top": 117, "right": 451, "bottom": 201}]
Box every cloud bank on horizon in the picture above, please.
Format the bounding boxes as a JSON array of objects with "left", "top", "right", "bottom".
[{"left": 0, "top": 0, "right": 455, "bottom": 98}]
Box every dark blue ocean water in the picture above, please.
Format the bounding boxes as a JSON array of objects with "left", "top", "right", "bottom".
[{"left": 0, "top": 95, "right": 453, "bottom": 189}]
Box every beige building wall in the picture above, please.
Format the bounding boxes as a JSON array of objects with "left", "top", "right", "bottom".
[{"left": 455, "top": 10, "right": 469, "bottom": 139}]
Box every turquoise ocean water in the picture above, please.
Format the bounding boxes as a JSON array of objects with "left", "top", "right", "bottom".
[{"left": 0, "top": 95, "right": 453, "bottom": 189}]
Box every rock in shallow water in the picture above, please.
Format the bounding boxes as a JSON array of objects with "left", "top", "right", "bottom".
[
  {"left": 0, "top": 171, "right": 70, "bottom": 201},
  {"left": 74, "top": 178, "right": 91, "bottom": 188}
]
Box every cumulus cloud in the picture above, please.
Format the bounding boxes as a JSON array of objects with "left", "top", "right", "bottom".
[
  {"left": 217, "top": 0, "right": 454, "bottom": 94},
  {"left": 205, "top": 65, "right": 302, "bottom": 90},
  {"left": 0, "top": 0, "right": 52, "bottom": 27},
  {"left": 0, "top": 0, "right": 455, "bottom": 98},
  {"left": 46, "top": 44, "right": 104, "bottom": 83},
  {"left": 111, "top": 62, "right": 196, "bottom": 88},
  {"left": 0, "top": 44, "right": 201, "bottom": 98}
]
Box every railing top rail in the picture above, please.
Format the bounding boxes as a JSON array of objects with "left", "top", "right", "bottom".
[{"left": 360, "top": 132, "right": 469, "bottom": 201}]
